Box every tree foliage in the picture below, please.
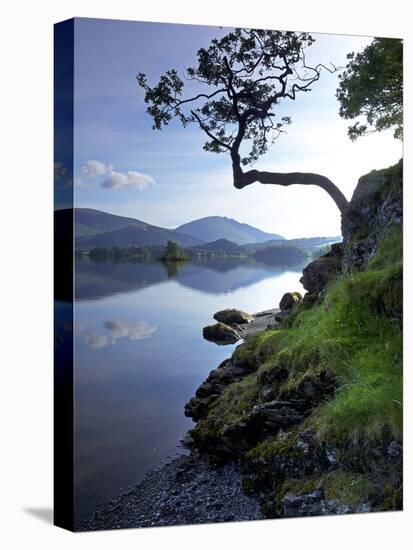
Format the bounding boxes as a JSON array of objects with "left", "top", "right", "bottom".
[
  {"left": 159, "top": 240, "right": 188, "bottom": 262},
  {"left": 336, "top": 38, "right": 403, "bottom": 141},
  {"left": 137, "top": 29, "right": 337, "bottom": 166},
  {"left": 137, "top": 28, "right": 350, "bottom": 215}
]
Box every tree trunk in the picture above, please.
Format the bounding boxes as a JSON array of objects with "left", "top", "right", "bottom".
[{"left": 231, "top": 161, "right": 349, "bottom": 216}]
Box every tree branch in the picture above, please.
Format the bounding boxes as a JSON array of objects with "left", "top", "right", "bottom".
[
  {"left": 190, "top": 110, "right": 232, "bottom": 150},
  {"left": 233, "top": 167, "right": 349, "bottom": 215}
]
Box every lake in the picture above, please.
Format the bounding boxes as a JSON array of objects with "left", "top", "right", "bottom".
[{"left": 70, "top": 257, "right": 304, "bottom": 521}]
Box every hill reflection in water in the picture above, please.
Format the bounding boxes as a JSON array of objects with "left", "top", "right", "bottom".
[{"left": 74, "top": 257, "right": 307, "bottom": 301}]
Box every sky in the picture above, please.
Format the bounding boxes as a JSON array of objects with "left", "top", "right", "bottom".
[{"left": 58, "top": 18, "right": 402, "bottom": 238}]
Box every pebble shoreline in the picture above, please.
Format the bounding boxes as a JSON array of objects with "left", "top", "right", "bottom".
[{"left": 81, "top": 451, "right": 264, "bottom": 531}]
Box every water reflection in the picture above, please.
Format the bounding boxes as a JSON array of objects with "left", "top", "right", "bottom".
[
  {"left": 73, "top": 257, "right": 304, "bottom": 522},
  {"left": 75, "top": 257, "right": 306, "bottom": 301},
  {"left": 77, "top": 320, "right": 158, "bottom": 349}
]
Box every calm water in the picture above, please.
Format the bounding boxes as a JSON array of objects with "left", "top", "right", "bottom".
[{"left": 70, "top": 258, "right": 304, "bottom": 521}]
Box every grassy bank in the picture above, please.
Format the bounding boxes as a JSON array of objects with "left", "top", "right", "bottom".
[{"left": 191, "top": 224, "right": 403, "bottom": 514}]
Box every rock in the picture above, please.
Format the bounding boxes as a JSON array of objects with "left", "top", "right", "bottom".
[
  {"left": 281, "top": 490, "right": 324, "bottom": 517},
  {"left": 325, "top": 445, "right": 337, "bottom": 466},
  {"left": 387, "top": 441, "right": 403, "bottom": 465},
  {"left": 274, "top": 310, "right": 292, "bottom": 322},
  {"left": 251, "top": 401, "right": 304, "bottom": 430},
  {"left": 295, "top": 440, "right": 310, "bottom": 454},
  {"left": 179, "top": 433, "right": 195, "bottom": 449},
  {"left": 203, "top": 323, "right": 240, "bottom": 344},
  {"left": 261, "top": 387, "right": 274, "bottom": 401},
  {"left": 279, "top": 292, "right": 303, "bottom": 311},
  {"left": 320, "top": 499, "right": 352, "bottom": 515},
  {"left": 281, "top": 490, "right": 354, "bottom": 517},
  {"left": 184, "top": 396, "right": 216, "bottom": 421},
  {"left": 279, "top": 370, "right": 336, "bottom": 404},
  {"left": 184, "top": 358, "right": 254, "bottom": 422},
  {"left": 355, "top": 503, "right": 372, "bottom": 514},
  {"left": 342, "top": 160, "right": 402, "bottom": 272},
  {"left": 303, "top": 292, "right": 318, "bottom": 305},
  {"left": 300, "top": 243, "right": 343, "bottom": 295},
  {"left": 213, "top": 309, "right": 253, "bottom": 325},
  {"left": 251, "top": 400, "right": 303, "bottom": 414}
]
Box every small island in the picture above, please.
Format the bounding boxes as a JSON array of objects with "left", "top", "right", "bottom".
[{"left": 157, "top": 240, "right": 189, "bottom": 262}]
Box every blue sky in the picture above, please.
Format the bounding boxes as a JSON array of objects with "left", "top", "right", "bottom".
[{"left": 63, "top": 18, "right": 402, "bottom": 238}]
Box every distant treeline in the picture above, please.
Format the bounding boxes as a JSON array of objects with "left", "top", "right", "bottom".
[
  {"left": 254, "top": 245, "right": 306, "bottom": 265},
  {"left": 81, "top": 246, "right": 161, "bottom": 262},
  {"left": 76, "top": 239, "right": 313, "bottom": 267}
]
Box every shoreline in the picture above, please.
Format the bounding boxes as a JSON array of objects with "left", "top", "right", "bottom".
[
  {"left": 80, "top": 450, "right": 263, "bottom": 531},
  {"left": 80, "top": 306, "right": 277, "bottom": 531}
]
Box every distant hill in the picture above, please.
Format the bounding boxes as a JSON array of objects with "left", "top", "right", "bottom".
[
  {"left": 74, "top": 208, "right": 144, "bottom": 237},
  {"left": 176, "top": 216, "right": 285, "bottom": 245},
  {"left": 59, "top": 208, "right": 204, "bottom": 249},
  {"left": 190, "top": 238, "right": 245, "bottom": 255},
  {"left": 56, "top": 208, "right": 340, "bottom": 254},
  {"left": 243, "top": 236, "right": 341, "bottom": 254},
  {"left": 254, "top": 245, "right": 307, "bottom": 266}
]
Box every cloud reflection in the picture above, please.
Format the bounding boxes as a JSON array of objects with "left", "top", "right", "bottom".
[{"left": 79, "top": 320, "right": 157, "bottom": 349}]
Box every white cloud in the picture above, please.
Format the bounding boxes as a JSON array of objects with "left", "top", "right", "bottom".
[
  {"left": 77, "top": 159, "right": 155, "bottom": 191},
  {"left": 81, "top": 159, "right": 112, "bottom": 178},
  {"left": 101, "top": 170, "right": 155, "bottom": 190}
]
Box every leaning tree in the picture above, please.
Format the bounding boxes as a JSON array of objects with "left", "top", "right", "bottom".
[{"left": 137, "top": 28, "right": 349, "bottom": 216}]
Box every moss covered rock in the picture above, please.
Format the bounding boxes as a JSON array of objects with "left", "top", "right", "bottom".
[
  {"left": 213, "top": 309, "right": 253, "bottom": 325},
  {"left": 202, "top": 322, "right": 240, "bottom": 344},
  {"left": 299, "top": 244, "right": 343, "bottom": 295},
  {"left": 279, "top": 292, "right": 303, "bottom": 311}
]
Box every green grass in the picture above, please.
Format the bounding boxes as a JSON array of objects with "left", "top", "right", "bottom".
[
  {"left": 368, "top": 225, "right": 403, "bottom": 270},
  {"left": 192, "top": 226, "right": 402, "bottom": 516},
  {"left": 201, "top": 251, "right": 402, "bottom": 446},
  {"left": 268, "top": 267, "right": 402, "bottom": 445}
]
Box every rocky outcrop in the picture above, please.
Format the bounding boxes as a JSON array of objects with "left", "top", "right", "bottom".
[
  {"left": 185, "top": 356, "right": 256, "bottom": 422},
  {"left": 188, "top": 160, "right": 403, "bottom": 521},
  {"left": 300, "top": 243, "right": 343, "bottom": 296},
  {"left": 186, "top": 346, "right": 337, "bottom": 459},
  {"left": 342, "top": 159, "right": 402, "bottom": 272}
]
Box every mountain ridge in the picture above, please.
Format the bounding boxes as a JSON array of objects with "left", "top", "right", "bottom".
[
  {"left": 59, "top": 208, "right": 338, "bottom": 251},
  {"left": 59, "top": 208, "right": 204, "bottom": 249},
  {"left": 176, "top": 215, "right": 285, "bottom": 245}
]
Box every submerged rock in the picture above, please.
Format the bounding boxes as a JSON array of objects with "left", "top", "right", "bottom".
[
  {"left": 203, "top": 322, "right": 240, "bottom": 344},
  {"left": 213, "top": 309, "right": 253, "bottom": 325}
]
